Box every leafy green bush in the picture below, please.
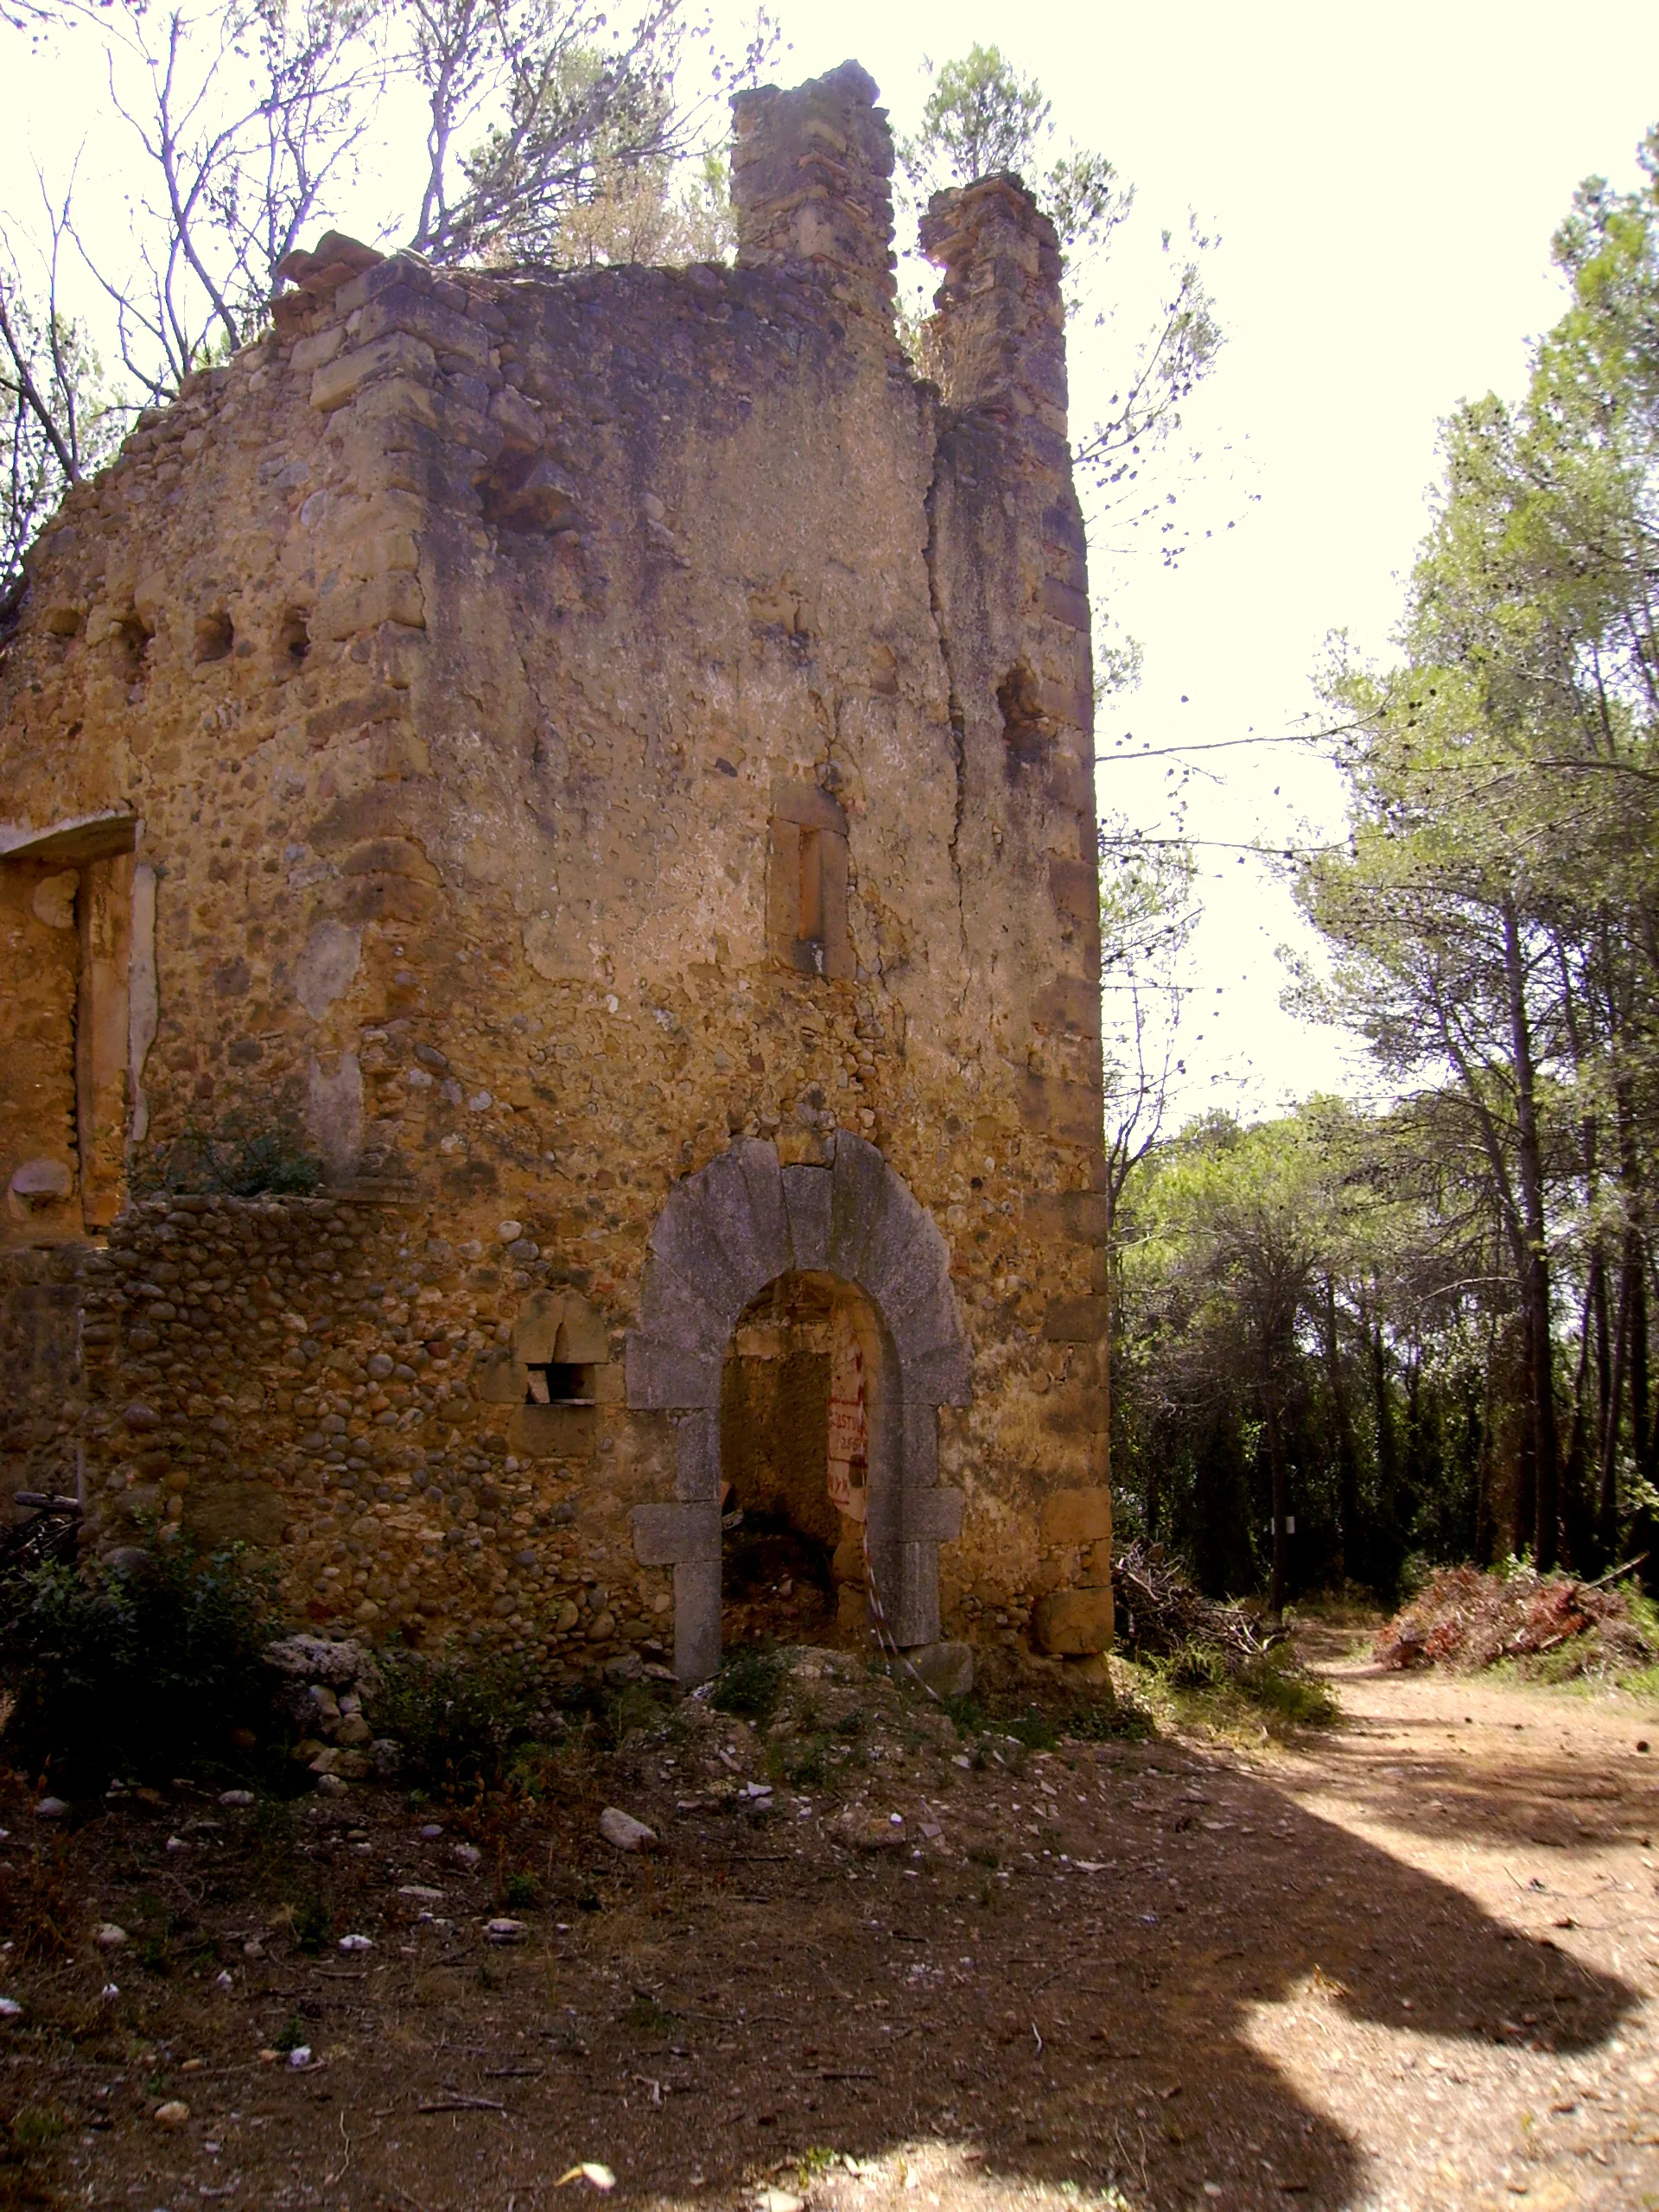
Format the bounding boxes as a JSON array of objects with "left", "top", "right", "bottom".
[
  {"left": 1236, "top": 1649, "right": 1338, "bottom": 1726},
  {"left": 139, "top": 1113, "right": 323, "bottom": 1197},
  {"left": 1152, "top": 1639, "right": 1233, "bottom": 1691},
  {"left": 374, "top": 1649, "right": 538, "bottom": 1798},
  {"left": 1, "top": 1541, "right": 280, "bottom": 1789},
  {"left": 710, "top": 1644, "right": 787, "bottom": 1726}
]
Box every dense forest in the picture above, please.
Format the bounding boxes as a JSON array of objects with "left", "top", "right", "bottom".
[{"left": 1110, "top": 129, "right": 1659, "bottom": 1607}]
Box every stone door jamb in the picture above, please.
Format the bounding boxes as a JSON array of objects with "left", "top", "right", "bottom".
[{"left": 626, "top": 1132, "right": 970, "bottom": 1682}]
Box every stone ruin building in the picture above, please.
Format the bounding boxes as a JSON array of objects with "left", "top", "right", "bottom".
[{"left": 0, "top": 62, "right": 1110, "bottom": 1693}]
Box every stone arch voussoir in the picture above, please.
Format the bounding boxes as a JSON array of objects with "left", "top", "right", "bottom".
[{"left": 626, "top": 1132, "right": 969, "bottom": 1680}]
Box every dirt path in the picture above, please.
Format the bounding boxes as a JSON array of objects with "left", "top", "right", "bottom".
[{"left": 3, "top": 1645, "right": 1657, "bottom": 2212}]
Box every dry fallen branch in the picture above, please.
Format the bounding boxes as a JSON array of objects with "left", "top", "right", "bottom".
[{"left": 1110, "top": 1541, "right": 1282, "bottom": 1666}]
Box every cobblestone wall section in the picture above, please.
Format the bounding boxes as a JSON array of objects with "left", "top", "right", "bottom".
[{"left": 76, "top": 1192, "right": 674, "bottom": 1675}]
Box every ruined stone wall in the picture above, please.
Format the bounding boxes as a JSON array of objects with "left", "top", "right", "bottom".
[
  {"left": 0, "top": 64, "right": 1112, "bottom": 1672},
  {"left": 74, "top": 1192, "right": 673, "bottom": 1671},
  {"left": 0, "top": 1243, "right": 86, "bottom": 1507}
]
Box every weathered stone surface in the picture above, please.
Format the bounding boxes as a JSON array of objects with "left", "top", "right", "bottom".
[
  {"left": 0, "top": 61, "right": 1107, "bottom": 1681},
  {"left": 632, "top": 1499, "right": 718, "bottom": 1565},
  {"left": 781, "top": 1165, "right": 833, "bottom": 1270},
  {"left": 310, "top": 332, "right": 436, "bottom": 412},
  {"left": 1039, "top": 1486, "right": 1113, "bottom": 1546},
  {"left": 598, "top": 1805, "right": 658, "bottom": 1852},
  {"left": 1033, "top": 1586, "right": 1115, "bottom": 1656},
  {"left": 190, "top": 1479, "right": 288, "bottom": 1548},
  {"left": 1042, "top": 1296, "right": 1111, "bottom": 1344},
  {"left": 903, "top": 1638, "right": 974, "bottom": 1699},
  {"left": 625, "top": 1334, "right": 723, "bottom": 1411},
  {"left": 902, "top": 1487, "right": 963, "bottom": 1543}
]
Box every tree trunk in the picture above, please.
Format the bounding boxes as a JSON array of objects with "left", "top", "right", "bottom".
[
  {"left": 1502, "top": 899, "right": 1560, "bottom": 1567},
  {"left": 1631, "top": 1252, "right": 1653, "bottom": 1495},
  {"left": 1263, "top": 1384, "right": 1288, "bottom": 1624},
  {"left": 1473, "top": 1312, "right": 1498, "bottom": 1567},
  {"left": 1320, "top": 1276, "right": 1359, "bottom": 1585},
  {"left": 1595, "top": 1242, "right": 1613, "bottom": 1452},
  {"left": 1515, "top": 1313, "right": 1538, "bottom": 1556},
  {"left": 1563, "top": 1257, "right": 1599, "bottom": 1569},
  {"left": 1599, "top": 1239, "right": 1636, "bottom": 1554}
]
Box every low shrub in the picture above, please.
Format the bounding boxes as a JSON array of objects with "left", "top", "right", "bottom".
[
  {"left": 1064, "top": 1692, "right": 1154, "bottom": 1743},
  {"left": 374, "top": 1649, "right": 539, "bottom": 1798},
  {"left": 0, "top": 1541, "right": 280, "bottom": 1789},
  {"left": 1004, "top": 1706, "right": 1062, "bottom": 1751},
  {"left": 1151, "top": 1639, "right": 1233, "bottom": 1692},
  {"left": 1236, "top": 1647, "right": 1338, "bottom": 1726},
  {"left": 1134, "top": 1635, "right": 1337, "bottom": 1729},
  {"left": 140, "top": 1113, "right": 324, "bottom": 1198},
  {"left": 775, "top": 1732, "right": 830, "bottom": 1786},
  {"left": 710, "top": 1643, "right": 787, "bottom": 1727}
]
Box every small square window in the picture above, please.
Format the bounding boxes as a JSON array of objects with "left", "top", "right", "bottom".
[{"left": 525, "top": 1361, "right": 593, "bottom": 1405}]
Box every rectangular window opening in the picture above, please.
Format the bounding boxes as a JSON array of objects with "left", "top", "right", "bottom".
[
  {"left": 798, "top": 826, "right": 824, "bottom": 949},
  {"left": 526, "top": 1361, "right": 594, "bottom": 1406}
]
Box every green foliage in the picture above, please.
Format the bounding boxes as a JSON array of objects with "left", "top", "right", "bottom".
[
  {"left": 0, "top": 1541, "right": 280, "bottom": 1788},
  {"left": 1235, "top": 1649, "right": 1338, "bottom": 1726},
  {"left": 7, "top": 2109, "right": 67, "bottom": 2155},
  {"left": 1065, "top": 1694, "right": 1154, "bottom": 1744},
  {"left": 289, "top": 1893, "right": 333, "bottom": 1956},
  {"left": 375, "top": 1649, "right": 539, "bottom": 1798},
  {"left": 1284, "top": 122, "right": 1659, "bottom": 1582},
  {"left": 902, "top": 44, "right": 1054, "bottom": 191},
  {"left": 620, "top": 1993, "right": 677, "bottom": 2040},
  {"left": 600, "top": 1679, "right": 667, "bottom": 1746},
  {"left": 1003, "top": 1707, "right": 1061, "bottom": 1751},
  {"left": 1115, "top": 1102, "right": 1461, "bottom": 1605},
  {"left": 775, "top": 1732, "right": 830, "bottom": 1787},
  {"left": 500, "top": 1870, "right": 541, "bottom": 1910},
  {"left": 139, "top": 1113, "right": 324, "bottom": 1197},
  {"left": 1151, "top": 1639, "right": 1232, "bottom": 1692},
  {"left": 710, "top": 1643, "right": 787, "bottom": 1726}
]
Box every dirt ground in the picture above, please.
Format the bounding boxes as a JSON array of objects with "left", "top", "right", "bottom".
[{"left": 3, "top": 1633, "right": 1658, "bottom": 2212}]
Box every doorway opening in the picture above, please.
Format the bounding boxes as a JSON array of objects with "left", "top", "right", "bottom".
[{"left": 718, "top": 1271, "right": 886, "bottom": 1648}]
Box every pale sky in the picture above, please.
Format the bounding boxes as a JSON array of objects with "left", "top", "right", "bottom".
[{"left": 10, "top": 0, "right": 1659, "bottom": 1126}]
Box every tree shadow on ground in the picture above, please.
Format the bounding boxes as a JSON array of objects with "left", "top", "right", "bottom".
[
  {"left": 0, "top": 1726, "right": 1643, "bottom": 2212},
  {"left": 533, "top": 1746, "right": 1639, "bottom": 2209},
  {"left": 1299, "top": 1663, "right": 1659, "bottom": 1855}
]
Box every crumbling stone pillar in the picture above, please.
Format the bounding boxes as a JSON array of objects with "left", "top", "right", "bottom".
[
  {"left": 923, "top": 177, "right": 1113, "bottom": 1657},
  {"left": 920, "top": 175, "right": 1067, "bottom": 437},
  {"left": 732, "top": 60, "right": 899, "bottom": 345}
]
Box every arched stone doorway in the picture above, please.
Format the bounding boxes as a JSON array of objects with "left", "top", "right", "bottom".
[
  {"left": 626, "top": 1133, "right": 969, "bottom": 1682},
  {"left": 720, "top": 1270, "right": 892, "bottom": 1648}
]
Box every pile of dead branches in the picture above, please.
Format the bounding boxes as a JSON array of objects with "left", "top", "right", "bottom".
[
  {"left": 1110, "top": 1541, "right": 1282, "bottom": 1665},
  {"left": 1375, "top": 1560, "right": 1655, "bottom": 1677}
]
